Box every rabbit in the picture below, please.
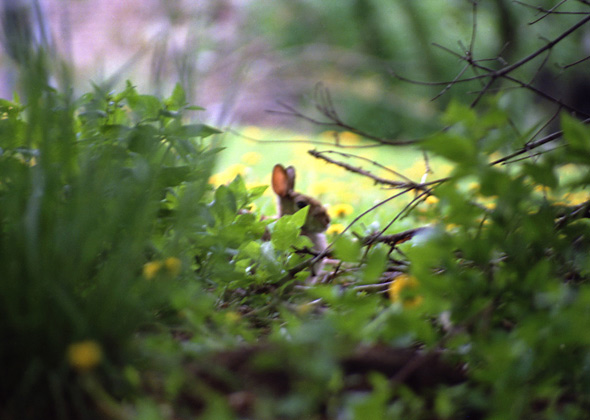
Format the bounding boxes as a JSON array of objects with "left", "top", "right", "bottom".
[{"left": 271, "top": 164, "right": 331, "bottom": 279}]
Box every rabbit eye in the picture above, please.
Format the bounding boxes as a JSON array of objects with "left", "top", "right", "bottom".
[{"left": 296, "top": 200, "right": 308, "bottom": 209}]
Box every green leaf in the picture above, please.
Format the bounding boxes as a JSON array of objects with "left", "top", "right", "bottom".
[
  {"left": 100, "top": 124, "right": 132, "bottom": 140},
  {"left": 362, "top": 246, "right": 387, "bottom": 283},
  {"left": 157, "top": 166, "right": 195, "bottom": 188},
  {"left": 210, "top": 185, "right": 237, "bottom": 226},
  {"left": 248, "top": 185, "right": 268, "bottom": 201},
  {"left": 167, "top": 83, "right": 187, "bottom": 110},
  {"left": 127, "top": 125, "right": 160, "bottom": 155},
  {"left": 167, "top": 124, "right": 222, "bottom": 139},
  {"left": 333, "top": 235, "right": 361, "bottom": 262},
  {"left": 423, "top": 131, "right": 476, "bottom": 164},
  {"left": 271, "top": 207, "right": 309, "bottom": 252},
  {"left": 562, "top": 112, "right": 590, "bottom": 152},
  {"left": 441, "top": 99, "right": 477, "bottom": 127},
  {"left": 159, "top": 109, "right": 181, "bottom": 119},
  {"left": 227, "top": 174, "right": 248, "bottom": 206},
  {"left": 522, "top": 162, "right": 558, "bottom": 189},
  {"left": 127, "top": 93, "right": 162, "bottom": 120}
]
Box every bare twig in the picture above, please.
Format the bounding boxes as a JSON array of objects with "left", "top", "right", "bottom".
[
  {"left": 514, "top": 0, "right": 589, "bottom": 25},
  {"left": 561, "top": 54, "right": 590, "bottom": 70},
  {"left": 310, "top": 149, "right": 416, "bottom": 184},
  {"left": 267, "top": 85, "right": 421, "bottom": 147},
  {"left": 362, "top": 227, "right": 429, "bottom": 247},
  {"left": 308, "top": 149, "right": 424, "bottom": 190}
]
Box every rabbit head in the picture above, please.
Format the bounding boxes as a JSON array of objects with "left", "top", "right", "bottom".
[{"left": 271, "top": 164, "right": 330, "bottom": 236}]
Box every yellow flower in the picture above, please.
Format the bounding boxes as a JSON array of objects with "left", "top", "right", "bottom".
[
  {"left": 209, "top": 164, "right": 249, "bottom": 186},
  {"left": 445, "top": 223, "right": 460, "bottom": 231},
  {"left": 339, "top": 131, "right": 361, "bottom": 145},
  {"left": 566, "top": 191, "right": 588, "bottom": 205},
  {"left": 388, "top": 274, "right": 423, "bottom": 308},
  {"left": 143, "top": 260, "right": 162, "bottom": 280},
  {"left": 404, "top": 161, "right": 427, "bottom": 181},
  {"left": 241, "top": 151, "right": 262, "bottom": 166},
  {"left": 425, "top": 195, "right": 439, "bottom": 205},
  {"left": 208, "top": 173, "right": 224, "bottom": 186},
  {"left": 67, "top": 340, "right": 102, "bottom": 372},
  {"left": 482, "top": 200, "right": 496, "bottom": 210},
  {"left": 296, "top": 302, "right": 314, "bottom": 316},
  {"left": 164, "top": 257, "right": 182, "bottom": 277},
  {"left": 327, "top": 223, "right": 345, "bottom": 235},
  {"left": 309, "top": 180, "right": 331, "bottom": 197},
  {"left": 245, "top": 202, "right": 258, "bottom": 212},
  {"left": 328, "top": 203, "right": 354, "bottom": 219},
  {"left": 225, "top": 311, "right": 241, "bottom": 323},
  {"left": 319, "top": 130, "right": 338, "bottom": 142}
]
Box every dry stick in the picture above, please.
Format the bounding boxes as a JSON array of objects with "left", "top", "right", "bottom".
[
  {"left": 523, "top": 107, "right": 562, "bottom": 148},
  {"left": 468, "top": 0, "right": 478, "bottom": 54},
  {"left": 430, "top": 42, "right": 590, "bottom": 118},
  {"left": 562, "top": 54, "right": 590, "bottom": 70},
  {"left": 431, "top": 63, "right": 471, "bottom": 101},
  {"left": 491, "top": 116, "right": 590, "bottom": 165},
  {"left": 392, "top": 14, "right": 590, "bottom": 114},
  {"left": 502, "top": 145, "right": 566, "bottom": 164},
  {"left": 308, "top": 149, "right": 422, "bottom": 189},
  {"left": 311, "top": 149, "right": 416, "bottom": 185},
  {"left": 362, "top": 227, "right": 429, "bottom": 247},
  {"left": 513, "top": 0, "right": 588, "bottom": 24},
  {"left": 492, "top": 15, "right": 590, "bottom": 77},
  {"left": 268, "top": 88, "right": 421, "bottom": 147}
]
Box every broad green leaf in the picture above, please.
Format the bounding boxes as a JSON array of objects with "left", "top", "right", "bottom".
[
  {"left": 441, "top": 99, "right": 477, "bottom": 127},
  {"left": 290, "top": 206, "right": 308, "bottom": 229},
  {"left": 271, "top": 207, "right": 309, "bottom": 252},
  {"left": 127, "top": 125, "right": 159, "bottom": 155},
  {"left": 228, "top": 174, "right": 248, "bottom": 206},
  {"left": 127, "top": 94, "right": 162, "bottom": 120},
  {"left": 210, "top": 185, "right": 237, "bottom": 226},
  {"left": 157, "top": 166, "right": 195, "bottom": 188},
  {"left": 167, "top": 83, "right": 186, "bottom": 110},
  {"left": 362, "top": 246, "right": 387, "bottom": 283},
  {"left": 333, "top": 235, "right": 361, "bottom": 262},
  {"left": 169, "top": 124, "right": 222, "bottom": 139},
  {"left": 522, "top": 162, "right": 558, "bottom": 189},
  {"left": 562, "top": 112, "right": 590, "bottom": 152},
  {"left": 423, "top": 132, "right": 476, "bottom": 164},
  {"left": 248, "top": 185, "right": 268, "bottom": 200}
]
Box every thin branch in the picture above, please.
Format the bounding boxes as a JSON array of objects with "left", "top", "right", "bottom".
[
  {"left": 362, "top": 227, "right": 429, "bottom": 247},
  {"left": 514, "top": 0, "right": 589, "bottom": 25},
  {"left": 490, "top": 129, "right": 564, "bottom": 165},
  {"left": 561, "top": 54, "right": 590, "bottom": 70},
  {"left": 267, "top": 99, "right": 419, "bottom": 146},
  {"left": 431, "top": 63, "right": 471, "bottom": 101},
  {"left": 496, "top": 15, "right": 590, "bottom": 75},
  {"left": 394, "top": 16, "right": 590, "bottom": 116},
  {"left": 308, "top": 149, "right": 424, "bottom": 190},
  {"left": 311, "top": 149, "right": 416, "bottom": 184}
]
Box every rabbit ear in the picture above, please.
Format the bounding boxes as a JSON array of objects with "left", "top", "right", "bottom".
[
  {"left": 285, "top": 166, "right": 296, "bottom": 190},
  {"left": 272, "top": 164, "right": 296, "bottom": 197}
]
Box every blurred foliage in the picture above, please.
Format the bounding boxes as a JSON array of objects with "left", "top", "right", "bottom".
[
  {"left": 3, "top": 2, "right": 590, "bottom": 420},
  {"left": 244, "top": 0, "right": 590, "bottom": 137}
]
